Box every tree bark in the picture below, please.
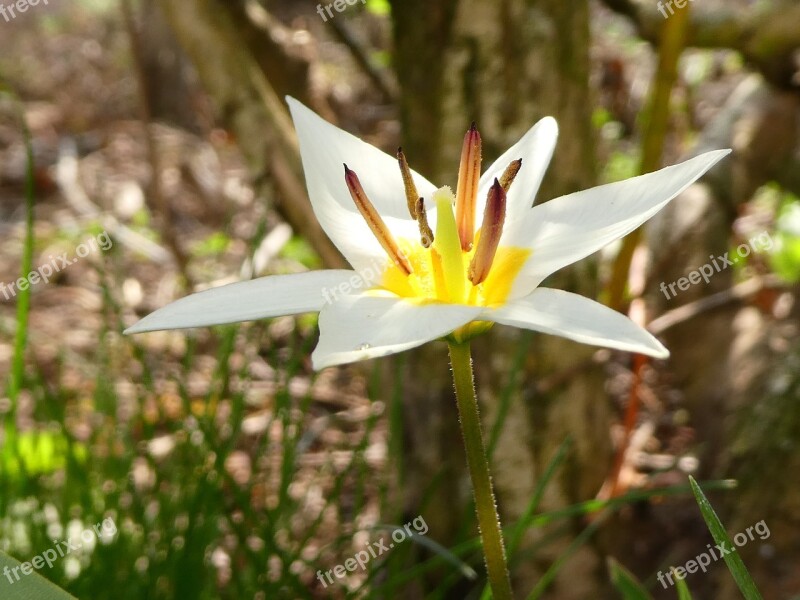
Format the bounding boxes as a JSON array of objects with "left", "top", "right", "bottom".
[
  {"left": 390, "top": 0, "right": 606, "bottom": 595},
  {"left": 158, "top": 0, "right": 346, "bottom": 269}
]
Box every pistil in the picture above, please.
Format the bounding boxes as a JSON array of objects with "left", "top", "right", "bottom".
[{"left": 433, "top": 187, "right": 466, "bottom": 303}]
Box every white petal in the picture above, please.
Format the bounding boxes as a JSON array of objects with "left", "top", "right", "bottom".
[
  {"left": 125, "top": 270, "right": 358, "bottom": 333},
  {"left": 486, "top": 288, "right": 668, "bottom": 358},
  {"left": 502, "top": 149, "right": 731, "bottom": 298},
  {"left": 312, "top": 294, "right": 481, "bottom": 369},
  {"left": 287, "top": 97, "right": 438, "bottom": 272},
  {"left": 476, "top": 116, "right": 558, "bottom": 225}
]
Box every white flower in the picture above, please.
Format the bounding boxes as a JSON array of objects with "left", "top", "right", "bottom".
[{"left": 126, "top": 98, "right": 730, "bottom": 370}]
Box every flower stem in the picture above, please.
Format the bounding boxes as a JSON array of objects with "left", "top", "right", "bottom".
[{"left": 448, "top": 341, "right": 513, "bottom": 599}]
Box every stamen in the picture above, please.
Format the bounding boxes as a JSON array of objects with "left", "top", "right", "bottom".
[
  {"left": 415, "top": 197, "right": 434, "bottom": 248},
  {"left": 498, "top": 158, "right": 522, "bottom": 193},
  {"left": 344, "top": 164, "right": 413, "bottom": 276},
  {"left": 455, "top": 123, "right": 482, "bottom": 251},
  {"left": 469, "top": 179, "right": 506, "bottom": 285},
  {"left": 397, "top": 147, "right": 419, "bottom": 219}
]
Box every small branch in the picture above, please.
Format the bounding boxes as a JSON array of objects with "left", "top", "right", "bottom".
[
  {"left": 55, "top": 142, "right": 172, "bottom": 265},
  {"left": 328, "top": 19, "right": 398, "bottom": 104},
  {"left": 160, "top": 0, "right": 347, "bottom": 269},
  {"left": 647, "top": 274, "right": 785, "bottom": 335}
]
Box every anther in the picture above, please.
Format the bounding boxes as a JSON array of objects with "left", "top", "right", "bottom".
[
  {"left": 397, "top": 147, "right": 419, "bottom": 219},
  {"left": 344, "top": 164, "right": 413, "bottom": 275},
  {"left": 455, "top": 123, "right": 482, "bottom": 251},
  {"left": 468, "top": 178, "right": 506, "bottom": 285},
  {"left": 415, "top": 197, "right": 434, "bottom": 248},
  {"left": 499, "top": 158, "right": 522, "bottom": 193}
]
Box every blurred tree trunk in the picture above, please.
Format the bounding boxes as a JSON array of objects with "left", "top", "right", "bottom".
[
  {"left": 157, "top": 0, "right": 346, "bottom": 269},
  {"left": 390, "top": 0, "right": 610, "bottom": 596},
  {"left": 137, "top": 0, "right": 201, "bottom": 132},
  {"left": 641, "top": 75, "right": 800, "bottom": 599}
]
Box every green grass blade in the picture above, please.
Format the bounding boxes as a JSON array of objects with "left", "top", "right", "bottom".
[
  {"left": 375, "top": 479, "right": 735, "bottom": 596},
  {"left": 372, "top": 523, "right": 478, "bottom": 580},
  {"left": 487, "top": 332, "right": 532, "bottom": 458},
  {"left": 0, "top": 87, "right": 35, "bottom": 478},
  {"left": 526, "top": 515, "right": 604, "bottom": 599},
  {"left": 478, "top": 438, "right": 572, "bottom": 599},
  {"left": 688, "top": 476, "right": 762, "bottom": 599},
  {"left": 2, "top": 89, "right": 35, "bottom": 402},
  {"left": 607, "top": 557, "right": 653, "bottom": 600},
  {"left": 508, "top": 437, "right": 572, "bottom": 559},
  {"left": 675, "top": 572, "right": 693, "bottom": 600}
]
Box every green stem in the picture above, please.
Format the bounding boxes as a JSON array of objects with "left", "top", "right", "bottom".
[{"left": 448, "top": 341, "right": 513, "bottom": 599}]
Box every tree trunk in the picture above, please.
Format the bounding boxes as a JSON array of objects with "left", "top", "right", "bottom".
[
  {"left": 391, "top": 1, "right": 607, "bottom": 595},
  {"left": 158, "top": 0, "right": 346, "bottom": 269}
]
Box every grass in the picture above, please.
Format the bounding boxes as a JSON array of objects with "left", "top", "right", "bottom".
[{"left": 0, "top": 83, "right": 770, "bottom": 600}]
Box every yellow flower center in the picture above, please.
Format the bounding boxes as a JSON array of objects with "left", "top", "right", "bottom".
[{"left": 379, "top": 187, "right": 530, "bottom": 307}]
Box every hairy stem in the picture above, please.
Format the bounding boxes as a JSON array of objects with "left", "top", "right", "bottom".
[{"left": 448, "top": 341, "right": 513, "bottom": 599}]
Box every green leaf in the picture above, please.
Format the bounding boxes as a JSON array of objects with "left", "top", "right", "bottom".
[
  {"left": 365, "top": 0, "right": 390, "bottom": 15},
  {"left": 607, "top": 557, "right": 653, "bottom": 600},
  {"left": 688, "top": 476, "right": 763, "bottom": 599},
  {"left": 192, "top": 231, "right": 230, "bottom": 257},
  {"left": 3, "top": 431, "right": 87, "bottom": 479},
  {"left": 0, "top": 550, "right": 77, "bottom": 600},
  {"left": 602, "top": 150, "right": 640, "bottom": 184},
  {"left": 280, "top": 236, "right": 322, "bottom": 269}
]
